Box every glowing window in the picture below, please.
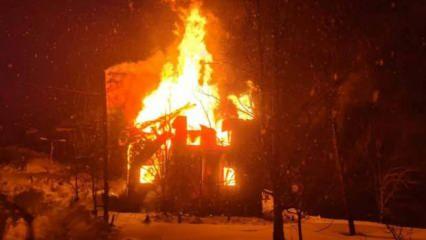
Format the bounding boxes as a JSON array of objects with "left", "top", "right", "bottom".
[
  {"left": 140, "top": 165, "right": 156, "bottom": 184},
  {"left": 223, "top": 167, "right": 236, "bottom": 186}
]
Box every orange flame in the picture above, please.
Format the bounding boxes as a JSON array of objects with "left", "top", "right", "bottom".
[
  {"left": 134, "top": 7, "right": 253, "bottom": 146},
  {"left": 223, "top": 167, "right": 236, "bottom": 186},
  {"left": 140, "top": 165, "right": 157, "bottom": 184},
  {"left": 135, "top": 8, "right": 222, "bottom": 141}
]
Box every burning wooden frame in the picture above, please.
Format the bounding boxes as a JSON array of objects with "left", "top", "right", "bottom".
[{"left": 105, "top": 6, "right": 262, "bottom": 216}]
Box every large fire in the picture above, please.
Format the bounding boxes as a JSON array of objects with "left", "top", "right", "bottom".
[
  {"left": 128, "top": 7, "right": 254, "bottom": 185},
  {"left": 134, "top": 8, "right": 252, "bottom": 146}
]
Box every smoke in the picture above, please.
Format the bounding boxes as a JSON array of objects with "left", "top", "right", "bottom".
[
  {"left": 105, "top": 51, "right": 168, "bottom": 122},
  {"left": 161, "top": 0, "right": 198, "bottom": 12},
  {"left": 105, "top": 1, "right": 251, "bottom": 124}
]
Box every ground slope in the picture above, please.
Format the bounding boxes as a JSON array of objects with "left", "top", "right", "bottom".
[{"left": 115, "top": 213, "right": 426, "bottom": 240}]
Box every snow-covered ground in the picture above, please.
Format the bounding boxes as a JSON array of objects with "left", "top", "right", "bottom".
[{"left": 114, "top": 213, "right": 426, "bottom": 240}]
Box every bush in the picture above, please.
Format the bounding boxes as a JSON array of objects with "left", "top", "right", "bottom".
[{"left": 35, "top": 206, "right": 113, "bottom": 240}]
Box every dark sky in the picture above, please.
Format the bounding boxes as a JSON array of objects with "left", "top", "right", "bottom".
[{"left": 0, "top": 0, "right": 176, "bottom": 142}]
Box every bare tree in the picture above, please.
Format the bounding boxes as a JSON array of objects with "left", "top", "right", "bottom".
[
  {"left": 0, "top": 194, "right": 34, "bottom": 240},
  {"left": 102, "top": 75, "right": 110, "bottom": 223},
  {"left": 330, "top": 112, "right": 356, "bottom": 235},
  {"left": 370, "top": 135, "right": 416, "bottom": 240}
]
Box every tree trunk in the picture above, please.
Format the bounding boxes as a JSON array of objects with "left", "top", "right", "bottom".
[
  {"left": 331, "top": 115, "right": 356, "bottom": 236},
  {"left": 101, "top": 74, "right": 109, "bottom": 222},
  {"left": 0, "top": 195, "right": 35, "bottom": 240},
  {"left": 273, "top": 194, "right": 284, "bottom": 240},
  {"left": 91, "top": 171, "right": 98, "bottom": 216},
  {"left": 177, "top": 212, "right": 183, "bottom": 224},
  {"left": 24, "top": 217, "right": 34, "bottom": 240},
  {"left": 0, "top": 212, "right": 7, "bottom": 240},
  {"left": 347, "top": 217, "right": 356, "bottom": 235},
  {"left": 74, "top": 174, "right": 79, "bottom": 202},
  {"left": 297, "top": 210, "right": 303, "bottom": 240}
]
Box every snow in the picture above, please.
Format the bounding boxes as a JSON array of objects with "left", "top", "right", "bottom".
[{"left": 115, "top": 213, "right": 426, "bottom": 240}]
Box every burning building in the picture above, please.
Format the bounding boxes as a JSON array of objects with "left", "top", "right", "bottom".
[{"left": 105, "top": 7, "right": 263, "bottom": 216}]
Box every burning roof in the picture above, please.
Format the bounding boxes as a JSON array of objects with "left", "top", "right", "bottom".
[{"left": 106, "top": 6, "right": 254, "bottom": 146}]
